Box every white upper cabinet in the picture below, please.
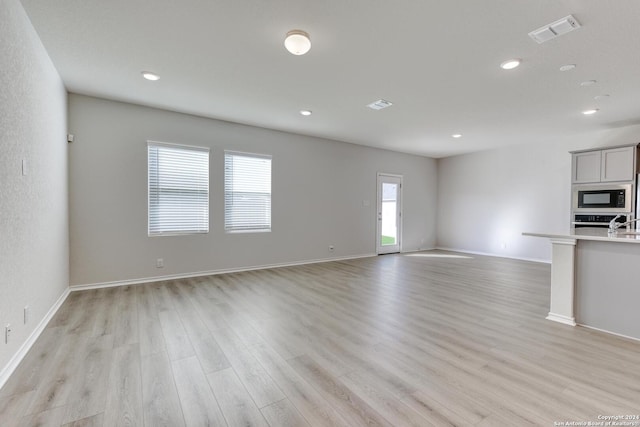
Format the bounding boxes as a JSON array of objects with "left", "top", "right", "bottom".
[
  {"left": 572, "top": 150, "right": 601, "bottom": 183},
  {"left": 601, "top": 146, "right": 635, "bottom": 182},
  {"left": 572, "top": 145, "right": 637, "bottom": 184}
]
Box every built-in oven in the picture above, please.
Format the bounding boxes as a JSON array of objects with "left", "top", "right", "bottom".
[
  {"left": 572, "top": 183, "right": 632, "bottom": 213},
  {"left": 572, "top": 213, "right": 630, "bottom": 228}
]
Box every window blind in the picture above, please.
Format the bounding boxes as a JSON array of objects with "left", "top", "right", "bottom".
[
  {"left": 224, "top": 151, "right": 272, "bottom": 231},
  {"left": 148, "top": 142, "right": 209, "bottom": 235}
]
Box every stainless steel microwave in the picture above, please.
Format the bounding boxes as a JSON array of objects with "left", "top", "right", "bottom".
[{"left": 572, "top": 183, "right": 632, "bottom": 213}]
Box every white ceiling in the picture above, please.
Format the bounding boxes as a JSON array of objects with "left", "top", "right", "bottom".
[{"left": 19, "top": 0, "right": 640, "bottom": 158}]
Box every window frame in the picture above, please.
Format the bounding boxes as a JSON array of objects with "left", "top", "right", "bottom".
[
  {"left": 224, "top": 150, "right": 272, "bottom": 233},
  {"left": 147, "top": 140, "right": 210, "bottom": 237}
]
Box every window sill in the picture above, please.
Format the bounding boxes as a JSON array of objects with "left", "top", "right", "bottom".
[
  {"left": 225, "top": 229, "right": 271, "bottom": 234},
  {"left": 148, "top": 231, "right": 209, "bottom": 237}
]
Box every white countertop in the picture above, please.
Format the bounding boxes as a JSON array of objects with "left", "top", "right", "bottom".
[{"left": 523, "top": 227, "right": 640, "bottom": 244}]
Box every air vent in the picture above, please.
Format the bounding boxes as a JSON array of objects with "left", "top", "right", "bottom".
[
  {"left": 529, "top": 15, "right": 581, "bottom": 44},
  {"left": 367, "top": 99, "right": 393, "bottom": 110}
]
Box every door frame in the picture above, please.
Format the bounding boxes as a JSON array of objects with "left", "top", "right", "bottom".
[{"left": 376, "top": 172, "right": 403, "bottom": 255}]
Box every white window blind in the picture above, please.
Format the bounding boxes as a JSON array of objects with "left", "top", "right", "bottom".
[
  {"left": 148, "top": 142, "right": 209, "bottom": 236},
  {"left": 224, "top": 151, "right": 272, "bottom": 231}
]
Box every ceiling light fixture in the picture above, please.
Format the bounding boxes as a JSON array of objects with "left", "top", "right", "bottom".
[
  {"left": 141, "top": 71, "right": 160, "bottom": 81},
  {"left": 452, "top": 134, "right": 462, "bottom": 138},
  {"left": 594, "top": 94, "right": 610, "bottom": 100},
  {"left": 500, "top": 59, "right": 521, "bottom": 70},
  {"left": 284, "top": 30, "right": 311, "bottom": 55},
  {"left": 300, "top": 109, "right": 312, "bottom": 116},
  {"left": 582, "top": 109, "right": 599, "bottom": 115}
]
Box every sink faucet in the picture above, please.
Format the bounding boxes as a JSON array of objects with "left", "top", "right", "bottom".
[{"left": 608, "top": 214, "right": 640, "bottom": 233}]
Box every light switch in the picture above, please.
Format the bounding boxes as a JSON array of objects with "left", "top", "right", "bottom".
[{"left": 362, "top": 200, "right": 370, "bottom": 207}]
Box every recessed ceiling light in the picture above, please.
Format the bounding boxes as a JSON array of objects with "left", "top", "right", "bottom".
[
  {"left": 500, "top": 59, "right": 521, "bottom": 70},
  {"left": 284, "top": 30, "right": 311, "bottom": 55},
  {"left": 559, "top": 64, "right": 576, "bottom": 71},
  {"left": 141, "top": 71, "right": 160, "bottom": 81},
  {"left": 594, "top": 94, "right": 610, "bottom": 100},
  {"left": 451, "top": 134, "right": 462, "bottom": 138},
  {"left": 582, "top": 109, "right": 599, "bottom": 115},
  {"left": 300, "top": 109, "right": 312, "bottom": 116},
  {"left": 580, "top": 80, "right": 597, "bottom": 87}
]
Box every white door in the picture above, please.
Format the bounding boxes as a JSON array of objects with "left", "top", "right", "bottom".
[{"left": 377, "top": 173, "right": 402, "bottom": 254}]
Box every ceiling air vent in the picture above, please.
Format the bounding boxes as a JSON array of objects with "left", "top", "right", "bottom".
[
  {"left": 367, "top": 99, "right": 393, "bottom": 110},
  {"left": 529, "top": 15, "right": 581, "bottom": 44}
]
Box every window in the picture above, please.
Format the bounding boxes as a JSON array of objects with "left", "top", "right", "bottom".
[
  {"left": 224, "top": 151, "right": 272, "bottom": 232},
  {"left": 148, "top": 142, "right": 209, "bottom": 235}
]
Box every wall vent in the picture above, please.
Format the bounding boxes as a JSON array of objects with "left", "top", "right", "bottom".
[
  {"left": 529, "top": 15, "right": 581, "bottom": 44},
  {"left": 367, "top": 99, "right": 393, "bottom": 110}
]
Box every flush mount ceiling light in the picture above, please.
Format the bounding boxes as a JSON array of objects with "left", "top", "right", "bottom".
[
  {"left": 582, "top": 109, "right": 599, "bottom": 115},
  {"left": 594, "top": 94, "right": 610, "bottom": 100},
  {"left": 452, "top": 134, "right": 462, "bottom": 138},
  {"left": 284, "top": 30, "right": 311, "bottom": 55},
  {"left": 500, "top": 59, "right": 521, "bottom": 70},
  {"left": 300, "top": 109, "right": 312, "bottom": 116},
  {"left": 141, "top": 71, "right": 160, "bottom": 81},
  {"left": 559, "top": 64, "right": 576, "bottom": 71}
]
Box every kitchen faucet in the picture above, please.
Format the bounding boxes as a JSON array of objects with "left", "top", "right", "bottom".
[{"left": 608, "top": 214, "right": 640, "bottom": 233}]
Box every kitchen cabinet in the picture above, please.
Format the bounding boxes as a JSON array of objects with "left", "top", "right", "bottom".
[
  {"left": 601, "top": 146, "right": 635, "bottom": 182},
  {"left": 571, "top": 145, "right": 637, "bottom": 183},
  {"left": 572, "top": 150, "right": 601, "bottom": 183}
]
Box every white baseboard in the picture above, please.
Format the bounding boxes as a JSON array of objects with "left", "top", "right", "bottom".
[
  {"left": 577, "top": 323, "right": 640, "bottom": 343},
  {"left": 70, "top": 253, "right": 377, "bottom": 291},
  {"left": 400, "top": 246, "right": 436, "bottom": 254},
  {"left": 0, "top": 287, "right": 70, "bottom": 391},
  {"left": 546, "top": 312, "right": 577, "bottom": 326},
  {"left": 435, "top": 246, "right": 551, "bottom": 264}
]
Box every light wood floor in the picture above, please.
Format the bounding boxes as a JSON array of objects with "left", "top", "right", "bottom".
[{"left": 1, "top": 251, "right": 639, "bottom": 426}]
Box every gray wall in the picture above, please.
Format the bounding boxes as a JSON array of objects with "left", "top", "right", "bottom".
[
  {"left": 437, "top": 125, "right": 640, "bottom": 262},
  {"left": 68, "top": 95, "right": 438, "bottom": 286},
  {"left": 0, "top": 0, "right": 69, "bottom": 373}
]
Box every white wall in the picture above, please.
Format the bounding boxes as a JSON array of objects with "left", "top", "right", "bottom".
[
  {"left": 437, "top": 125, "right": 640, "bottom": 262},
  {"left": 68, "top": 95, "right": 437, "bottom": 286},
  {"left": 0, "top": 0, "right": 68, "bottom": 375}
]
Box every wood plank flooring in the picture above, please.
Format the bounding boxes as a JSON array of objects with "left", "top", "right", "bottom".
[{"left": 2, "top": 250, "right": 640, "bottom": 426}]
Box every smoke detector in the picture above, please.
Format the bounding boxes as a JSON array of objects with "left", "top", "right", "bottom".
[
  {"left": 367, "top": 99, "right": 393, "bottom": 110},
  {"left": 529, "top": 15, "right": 581, "bottom": 44}
]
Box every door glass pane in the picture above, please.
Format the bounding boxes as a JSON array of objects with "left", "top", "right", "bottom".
[{"left": 381, "top": 183, "right": 397, "bottom": 246}]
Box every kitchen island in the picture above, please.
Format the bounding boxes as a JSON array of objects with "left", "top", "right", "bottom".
[{"left": 524, "top": 228, "right": 640, "bottom": 341}]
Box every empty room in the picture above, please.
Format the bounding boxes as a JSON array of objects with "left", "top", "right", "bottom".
[{"left": 2, "top": 0, "right": 640, "bottom": 426}]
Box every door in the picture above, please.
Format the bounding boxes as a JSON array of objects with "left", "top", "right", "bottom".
[{"left": 377, "top": 173, "right": 402, "bottom": 254}]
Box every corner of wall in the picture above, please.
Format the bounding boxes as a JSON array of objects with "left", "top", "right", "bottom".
[{"left": 0, "top": 0, "right": 70, "bottom": 384}]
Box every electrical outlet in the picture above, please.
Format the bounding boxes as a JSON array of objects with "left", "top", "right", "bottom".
[
  {"left": 328, "top": 245, "right": 335, "bottom": 252},
  {"left": 24, "top": 306, "right": 29, "bottom": 324},
  {"left": 5, "top": 324, "right": 11, "bottom": 344},
  {"left": 156, "top": 258, "right": 164, "bottom": 268}
]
